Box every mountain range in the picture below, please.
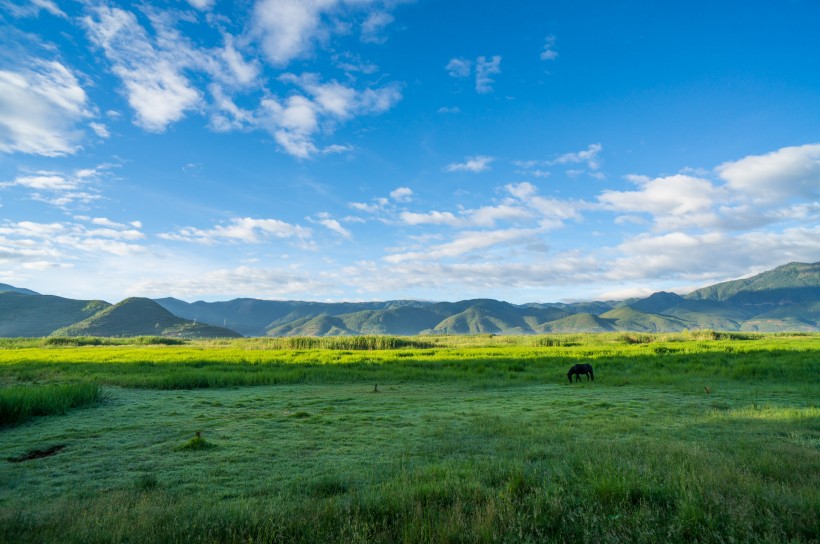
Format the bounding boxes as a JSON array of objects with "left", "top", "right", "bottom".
[{"left": 1, "top": 262, "right": 818, "bottom": 338}]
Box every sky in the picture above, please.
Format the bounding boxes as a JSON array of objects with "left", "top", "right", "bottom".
[{"left": 1, "top": 0, "right": 819, "bottom": 304}]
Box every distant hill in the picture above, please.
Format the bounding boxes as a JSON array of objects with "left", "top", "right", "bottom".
[
  {"left": 0, "top": 292, "right": 109, "bottom": 337},
  {"left": 49, "top": 297, "right": 241, "bottom": 338},
  {"left": 0, "top": 283, "right": 39, "bottom": 296},
  {"left": 687, "top": 262, "right": 820, "bottom": 304},
  {"left": 2, "top": 262, "right": 818, "bottom": 337}
]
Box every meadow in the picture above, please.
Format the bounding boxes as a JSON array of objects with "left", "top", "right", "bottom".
[{"left": 0, "top": 332, "right": 818, "bottom": 543}]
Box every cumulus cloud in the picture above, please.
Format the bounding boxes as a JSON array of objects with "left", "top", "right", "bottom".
[
  {"left": 0, "top": 61, "right": 92, "bottom": 156},
  {"left": 260, "top": 73, "right": 401, "bottom": 158},
  {"left": 716, "top": 142, "right": 820, "bottom": 202},
  {"left": 253, "top": 0, "right": 395, "bottom": 65},
  {"left": 390, "top": 187, "right": 413, "bottom": 202},
  {"left": 598, "top": 174, "right": 722, "bottom": 230},
  {"left": 445, "top": 155, "right": 494, "bottom": 173}
]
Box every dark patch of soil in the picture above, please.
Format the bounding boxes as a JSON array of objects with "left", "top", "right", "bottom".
[{"left": 7, "top": 444, "right": 66, "bottom": 463}]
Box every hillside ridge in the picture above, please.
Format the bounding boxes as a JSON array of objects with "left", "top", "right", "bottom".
[{"left": 2, "top": 261, "right": 818, "bottom": 337}]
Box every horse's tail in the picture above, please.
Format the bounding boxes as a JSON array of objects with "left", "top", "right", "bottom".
[{"left": 589, "top": 368, "right": 594, "bottom": 381}]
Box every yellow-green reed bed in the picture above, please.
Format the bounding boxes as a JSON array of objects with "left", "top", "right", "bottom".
[{"left": 0, "top": 333, "right": 817, "bottom": 391}]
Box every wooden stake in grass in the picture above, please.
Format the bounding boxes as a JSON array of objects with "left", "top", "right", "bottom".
[{"left": 175, "top": 431, "right": 213, "bottom": 451}]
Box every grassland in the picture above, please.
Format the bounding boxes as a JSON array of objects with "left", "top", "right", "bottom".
[{"left": 0, "top": 332, "right": 818, "bottom": 543}]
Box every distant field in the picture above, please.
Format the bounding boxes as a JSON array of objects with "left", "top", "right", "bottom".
[{"left": 0, "top": 333, "right": 818, "bottom": 543}]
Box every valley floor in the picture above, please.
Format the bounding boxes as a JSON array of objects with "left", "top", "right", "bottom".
[{"left": 0, "top": 334, "right": 818, "bottom": 543}]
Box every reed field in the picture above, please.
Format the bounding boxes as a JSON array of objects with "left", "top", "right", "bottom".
[{"left": 0, "top": 332, "right": 818, "bottom": 543}]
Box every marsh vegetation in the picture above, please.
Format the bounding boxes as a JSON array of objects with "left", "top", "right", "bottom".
[{"left": 0, "top": 332, "right": 817, "bottom": 542}]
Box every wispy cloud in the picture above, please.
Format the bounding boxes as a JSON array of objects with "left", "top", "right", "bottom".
[
  {"left": 445, "top": 57, "right": 471, "bottom": 78},
  {"left": 445, "top": 155, "right": 495, "bottom": 173},
  {"left": 540, "top": 34, "right": 558, "bottom": 61},
  {"left": 0, "top": 165, "right": 113, "bottom": 210},
  {"left": 0, "top": 217, "right": 146, "bottom": 273},
  {"left": 310, "top": 212, "right": 352, "bottom": 239},
  {"left": 514, "top": 144, "right": 603, "bottom": 178},
  {"left": 475, "top": 55, "right": 502, "bottom": 93},
  {"left": 0, "top": 60, "right": 92, "bottom": 156},
  {"left": 159, "top": 217, "right": 313, "bottom": 246},
  {"left": 83, "top": 6, "right": 202, "bottom": 132},
  {"left": 446, "top": 55, "right": 502, "bottom": 93}
]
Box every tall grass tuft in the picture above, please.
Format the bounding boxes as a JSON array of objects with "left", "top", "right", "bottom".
[{"left": 0, "top": 383, "right": 102, "bottom": 426}]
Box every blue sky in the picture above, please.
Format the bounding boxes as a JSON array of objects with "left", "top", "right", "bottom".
[{"left": 1, "top": 0, "right": 819, "bottom": 304}]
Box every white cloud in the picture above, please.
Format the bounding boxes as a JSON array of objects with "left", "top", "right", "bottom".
[
  {"left": 0, "top": 218, "right": 147, "bottom": 274},
  {"left": 89, "top": 122, "right": 110, "bottom": 138},
  {"left": 608, "top": 226, "right": 820, "bottom": 283},
  {"left": 128, "top": 265, "right": 336, "bottom": 299},
  {"left": 385, "top": 227, "right": 544, "bottom": 263},
  {"left": 0, "top": 61, "right": 92, "bottom": 156},
  {"left": 312, "top": 213, "right": 352, "bottom": 239},
  {"left": 84, "top": 6, "right": 202, "bottom": 132},
  {"left": 446, "top": 57, "right": 471, "bottom": 78},
  {"left": 716, "top": 142, "right": 820, "bottom": 202},
  {"left": 262, "top": 73, "right": 402, "bottom": 158},
  {"left": 598, "top": 174, "right": 720, "bottom": 220},
  {"left": 400, "top": 210, "right": 461, "bottom": 227},
  {"left": 1, "top": 165, "right": 111, "bottom": 210},
  {"left": 361, "top": 10, "right": 394, "bottom": 43},
  {"left": 475, "top": 55, "right": 502, "bottom": 93},
  {"left": 2, "top": 0, "right": 66, "bottom": 18},
  {"left": 445, "top": 155, "right": 494, "bottom": 173},
  {"left": 186, "top": 0, "right": 215, "bottom": 10},
  {"left": 253, "top": 0, "right": 395, "bottom": 66},
  {"left": 540, "top": 35, "right": 558, "bottom": 61},
  {"left": 322, "top": 143, "right": 354, "bottom": 154},
  {"left": 390, "top": 187, "right": 413, "bottom": 202},
  {"left": 514, "top": 144, "right": 603, "bottom": 179},
  {"left": 550, "top": 143, "right": 602, "bottom": 169},
  {"left": 159, "top": 217, "right": 312, "bottom": 245}
]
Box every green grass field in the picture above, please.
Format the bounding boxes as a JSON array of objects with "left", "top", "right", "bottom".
[{"left": 0, "top": 333, "right": 818, "bottom": 543}]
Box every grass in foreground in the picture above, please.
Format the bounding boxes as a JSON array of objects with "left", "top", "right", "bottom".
[
  {"left": 0, "top": 383, "right": 101, "bottom": 426},
  {"left": 0, "top": 333, "right": 817, "bottom": 542}
]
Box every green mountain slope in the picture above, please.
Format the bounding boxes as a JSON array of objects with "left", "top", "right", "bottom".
[
  {"left": 599, "top": 307, "right": 689, "bottom": 332},
  {"left": 0, "top": 283, "right": 39, "bottom": 296},
  {"left": 687, "top": 262, "right": 820, "bottom": 304},
  {"left": 51, "top": 298, "right": 241, "bottom": 338},
  {"left": 537, "top": 313, "right": 614, "bottom": 333},
  {"left": 5, "top": 261, "right": 819, "bottom": 337},
  {"left": 0, "top": 292, "right": 109, "bottom": 337},
  {"left": 266, "top": 314, "right": 357, "bottom": 337}
]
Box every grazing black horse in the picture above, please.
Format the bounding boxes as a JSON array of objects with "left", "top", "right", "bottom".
[{"left": 567, "top": 363, "right": 594, "bottom": 383}]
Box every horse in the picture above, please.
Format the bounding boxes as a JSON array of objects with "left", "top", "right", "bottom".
[{"left": 567, "top": 363, "right": 594, "bottom": 383}]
